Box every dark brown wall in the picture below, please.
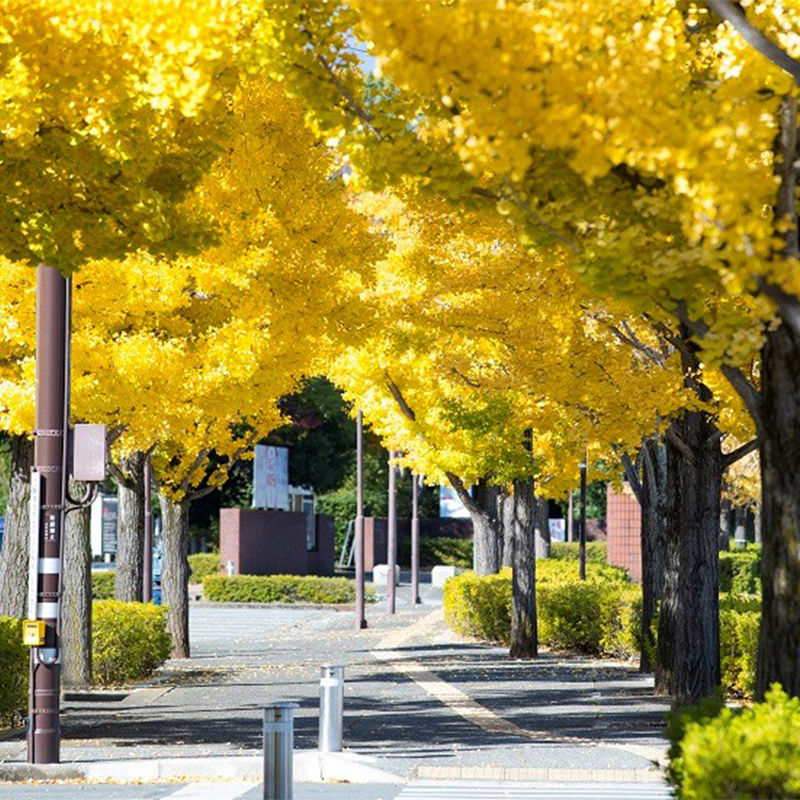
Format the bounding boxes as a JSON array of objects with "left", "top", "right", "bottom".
[{"left": 220, "top": 509, "right": 335, "bottom": 577}]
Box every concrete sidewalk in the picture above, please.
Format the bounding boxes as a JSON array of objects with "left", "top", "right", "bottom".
[{"left": 0, "top": 581, "right": 670, "bottom": 789}]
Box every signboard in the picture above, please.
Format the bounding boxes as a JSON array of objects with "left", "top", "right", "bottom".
[
  {"left": 549, "top": 518, "right": 566, "bottom": 543},
  {"left": 253, "top": 445, "right": 289, "bottom": 510},
  {"left": 101, "top": 496, "right": 118, "bottom": 555},
  {"left": 440, "top": 482, "right": 470, "bottom": 519}
]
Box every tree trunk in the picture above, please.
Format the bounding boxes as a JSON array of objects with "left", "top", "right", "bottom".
[
  {"left": 659, "top": 409, "right": 722, "bottom": 707},
  {"left": 756, "top": 320, "right": 800, "bottom": 699},
  {"left": 501, "top": 490, "right": 514, "bottom": 568},
  {"left": 0, "top": 435, "right": 33, "bottom": 618},
  {"left": 62, "top": 479, "right": 92, "bottom": 688},
  {"left": 115, "top": 452, "right": 146, "bottom": 602},
  {"left": 640, "top": 437, "right": 667, "bottom": 675},
  {"left": 471, "top": 479, "right": 504, "bottom": 576},
  {"left": 160, "top": 492, "right": 190, "bottom": 658},
  {"left": 533, "top": 497, "right": 550, "bottom": 559},
  {"left": 733, "top": 505, "right": 747, "bottom": 548},
  {"left": 509, "top": 477, "right": 537, "bottom": 658}
]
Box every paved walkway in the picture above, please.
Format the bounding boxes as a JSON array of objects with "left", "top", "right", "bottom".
[{"left": 0, "top": 581, "right": 671, "bottom": 795}]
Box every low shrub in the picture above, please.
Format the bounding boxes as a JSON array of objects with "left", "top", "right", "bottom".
[
  {"left": 719, "top": 594, "right": 760, "bottom": 698},
  {"left": 550, "top": 541, "right": 608, "bottom": 564},
  {"left": 188, "top": 552, "right": 221, "bottom": 583},
  {"left": 91, "top": 570, "right": 115, "bottom": 599},
  {"left": 443, "top": 563, "right": 638, "bottom": 657},
  {"left": 0, "top": 617, "right": 27, "bottom": 727},
  {"left": 204, "top": 574, "right": 357, "bottom": 604},
  {"left": 668, "top": 686, "right": 800, "bottom": 799},
  {"left": 719, "top": 549, "right": 760, "bottom": 594},
  {"left": 398, "top": 536, "right": 473, "bottom": 568},
  {"left": 93, "top": 600, "right": 171, "bottom": 685}
]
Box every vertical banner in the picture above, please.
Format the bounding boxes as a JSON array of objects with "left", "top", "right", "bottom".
[{"left": 253, "top": 445, "right": 289, "bottom": 510}]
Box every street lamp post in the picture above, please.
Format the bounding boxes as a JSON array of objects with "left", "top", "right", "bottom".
[
  {"left": 143, "top": 455, "right": 153, "bottom": 603},
  {"left": 387, "top": 451, "right": 397, "bottom": 614},
  {"left": 411, "top": 474, "right": 421, "bottom": 605},
  {"left": 29, "top": 265, "right": 69, "bottom": 764},
  {"left": 579, "top": 453, "right": 587, "bottom": 581},
  {"left": 354, "top": 410, "right": 367, "bottom": 630}
]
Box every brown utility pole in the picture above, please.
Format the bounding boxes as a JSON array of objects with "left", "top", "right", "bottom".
[
  {"left": 387, "top": 451, "right": 397, "bottom": 614},
  {"left": 29, "top": 266, "right": 69, "bottom": 764},
  {"left": 411, "top": 474, "right": 421, "bottom": 605},
  {"left": 354, "top": 410, "right": 367, "bottom": 629},
  {"left": 142, "top": 455, "right": 153, "bottom": 603}
]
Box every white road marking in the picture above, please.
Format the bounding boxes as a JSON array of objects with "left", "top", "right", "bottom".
[{"left": 166, "top": 782, "right": 255, "bottom": 799}]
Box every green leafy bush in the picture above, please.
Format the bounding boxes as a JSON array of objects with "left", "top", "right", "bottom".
[
  {"left": 188, "top": 552, "right": 220, "bottom": 583},
  {"left": 719, "top": 549, "right": 760, "bottom": 594},
  {"left": 443, "top": 562, "right": 637, "bottom": 657},
  {"left": 550, "top": 541, "right": 608, "bottom": 564},
  {"left": 0, "top": 617, "right": 27, "bottom": 727},
  {"left": 91, "top": 570, "right": 115, "bottom": 599},
  {"left": 668, "top": 686, "right": 800, "bottom": 799},
  {"left": 719, "top": 596, "right": 759, "bottom": 698},
  {"left": 93, "top": 600, "right": 171, "bottom": 685},
  {"left": 398, "top": 536, "right": 473, "bottom": 568},
  {"left": 204, "top": 574, "right": 357, "bottom": 604}
]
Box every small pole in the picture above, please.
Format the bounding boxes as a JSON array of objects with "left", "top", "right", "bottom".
[
  {"left": 579, "top": 452, "right": 587, "bottom": 581},
  {"left": 263, "top": 702, "right": 297, "bottom": 800},
  {"left": 411, "top": 474, "right": 421, "bottom": 605},
  {"left": 567, "top": 490, "right": 574, "bottom": 543},
  {"left": 387, "top": 450, "right": 397, "bottom": 614},
  {"left": 354, "top": 410, "right": 367, "bottom": 629},
  {"left": 142, "top": 456, "right": 153, "bottom": 603},
  {"left": 318, "top": 665, "right": 344, "bottom": 753},
  {"left": 29, "top": 265, "right": 69, "bottom": 765}
]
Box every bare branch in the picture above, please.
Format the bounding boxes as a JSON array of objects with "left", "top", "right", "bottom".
[
  {"left": 706, "top": 1, "right": 800, "bottom": 84},
  {"left": 444, "top": 471, "right": 480, "bottom": 517},
  {"left": 608, "top": 322, "right": 665, "bottom": 367},
  {"left": 723, "top": 438, "right": 759, "bottom": 468}
]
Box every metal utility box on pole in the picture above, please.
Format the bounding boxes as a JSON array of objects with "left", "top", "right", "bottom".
[
  {"left": 29, "top": 265, "right": 68, "bottom": 764},
  {"left": 411, "top": 474, "right": 421, "bottom": 605},
  {"left": 387, "top": 451, "right": 397, "bottom": 614},
  {"left": 579, "top": 454, "right": 587, "bottom": 581},
  {"left": 354, "top": 410, "right": 367, "bottom": 629}
]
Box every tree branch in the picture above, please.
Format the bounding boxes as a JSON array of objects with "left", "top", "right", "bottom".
[
  {"left": 706, "top": 1, "right": 800, "bottom": 84},
  {"left": 385, "top": 372, "right": 417, "bottom": 422},
  {"left": 618, "top": 449, "right": 644, "bottom": 504},
  {"left": 666, "top": 426, "right": 696, "bottom": 465},
  {"left": 444, "top": 471, "right": 481, "bottom": 517},
  {"left": 672, "top": 302, "right": 763, "bottom": 426},
  {"left": 723, "top": 438, "right": 759, "bottom": 468}
]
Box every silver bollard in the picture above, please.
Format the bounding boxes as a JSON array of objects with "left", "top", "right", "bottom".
[
  {"left": 318, "top": 665, "right": 344, "bottom": 753},
  {"left": 263, "top": 702, "right": 297, "bottom": 800}
]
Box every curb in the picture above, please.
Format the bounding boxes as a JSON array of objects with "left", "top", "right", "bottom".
[
  {"left": 418, "top": 766, "right": 666, "bottom": 783},
  {"left": 0, "top": 751, "right": 404, "bottom": 785}
]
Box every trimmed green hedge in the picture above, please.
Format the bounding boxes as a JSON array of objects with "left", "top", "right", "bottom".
[
  {"left": 204, "top": 574, "right": 357, "bottom": 604},
  {"left": 444, "top": 566, "right": 761, "bottom": 683},
  {"left": 398, "top": 536, "right": 473, "bottom": 569},
  {"left": 188, "top": 552, "right": 221, "bottom": 583},
  {"left": 93, "top": 600, "right": 171, "bottom": 685},
  {"left": 668, "top": 686, "right": 800, "bottom": 798},
  {"left": 719, "top": 594, "right": 760, "bottom": 698},
  {"left": 719, "top": 549, "right": 760, "bottom": 594},
  {"left": 550, "top": 541, "right": 608, "bottom": 564},
  {"left": 92, "top": 570, "right": 115, "bottom": 599},
  {"left": 443, "top": 562, "right": 639, "bottom": 658},
  {"left": 0, "top": 617, "right": 27, "bottom": 728}
]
